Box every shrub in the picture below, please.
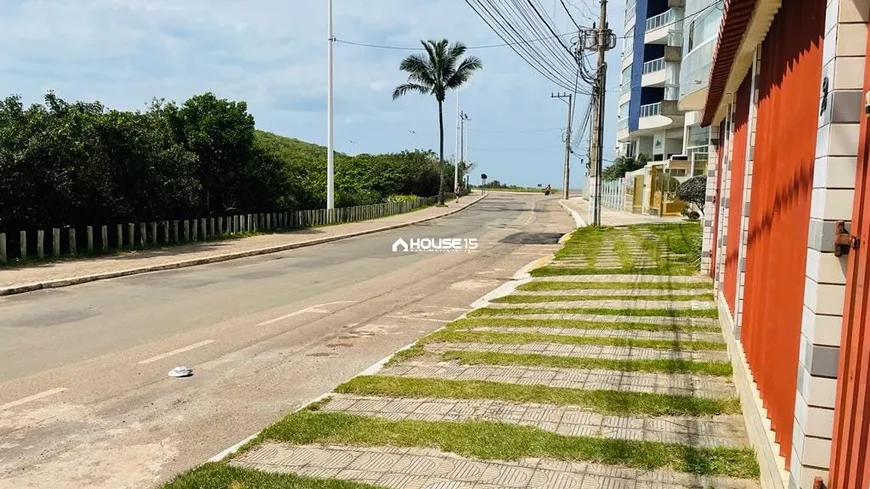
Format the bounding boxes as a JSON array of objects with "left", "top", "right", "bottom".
[{"left": 676, "top": 176, "right": 706, "bottom": 215}]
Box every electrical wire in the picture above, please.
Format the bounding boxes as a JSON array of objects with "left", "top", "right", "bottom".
[{"left": 465, "top": 0, "right": 591, "bottom": 93}]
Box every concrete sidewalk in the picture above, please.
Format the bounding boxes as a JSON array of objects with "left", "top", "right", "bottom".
[
  {"left": 561, "top": 197, "right": 685, "bottom": 227},
  {"left": 0, "top": 194, "right": 486, "bottom": 296}
]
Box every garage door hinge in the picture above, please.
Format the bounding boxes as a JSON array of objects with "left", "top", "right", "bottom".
[{"left": 834, "top": 220, "right": 860, "bottom": 257}]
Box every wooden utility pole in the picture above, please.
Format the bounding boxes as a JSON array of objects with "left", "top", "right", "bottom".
[
  {"left": 551, "top": 93, "right": 573, "bottom": 200},
  {"left": 579, "top": 0, "right": 615, "bottom": 226}
]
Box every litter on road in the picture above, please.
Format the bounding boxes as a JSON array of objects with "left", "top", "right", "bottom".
[{"left": 168, "top": 366, "right": 193, "bottom": 378}]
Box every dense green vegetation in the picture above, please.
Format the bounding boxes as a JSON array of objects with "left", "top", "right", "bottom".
[{"left": 0, "top": 92, "right": 456, "bottom": 234}]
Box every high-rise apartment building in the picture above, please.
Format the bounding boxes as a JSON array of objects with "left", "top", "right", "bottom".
[{"left": 616, "top": 0, "right": 723, "bottom": 176}]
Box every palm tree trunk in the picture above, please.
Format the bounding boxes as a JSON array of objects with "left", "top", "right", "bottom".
[{"left": 437, "top": 100, "right": 446, "bottom": 206}]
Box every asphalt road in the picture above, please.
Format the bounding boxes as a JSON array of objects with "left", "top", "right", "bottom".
[{"left": 0, "top": 192, "right": 573, "bottom": 489}]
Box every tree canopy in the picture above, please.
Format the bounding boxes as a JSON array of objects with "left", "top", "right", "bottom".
[
  {"left": 602, "top": 154, "right": 649, "bottom": 181},
  {"left": 0, "top": 92, "right": 446, "bottom": 233}
]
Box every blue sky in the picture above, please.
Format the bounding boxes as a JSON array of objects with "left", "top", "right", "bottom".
[{"left": 0, "top": 0, "right": 622, "bottom": 189}]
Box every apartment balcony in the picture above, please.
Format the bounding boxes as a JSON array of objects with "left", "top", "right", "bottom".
[
  {"left": 637, "top": 100, "right": 683, "bottom": 132},
  {"left": 645, "top": 9, "right": 684, "bottom": 45},
  {"left": 642, "top": 58, "right": 666, "bottom": 87},
  {"left": 621, "top": 50, "right": 633, "bottom": 71},
  {"left": 617, "top": 118, "right": 630, "bottom": 142}
]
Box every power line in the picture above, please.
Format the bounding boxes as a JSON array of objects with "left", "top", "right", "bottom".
[
  {"left": 618, "top": 1, "right": 723, "bottom": 39},
  {"left": 465, "top": 0, "right": 592, "bottom": 94},
  {"left": 333, "top": 32, "right": 576, "bottom": 51},
  {"left": 468, "top": 127, "right": 563, "bottom": 132}
]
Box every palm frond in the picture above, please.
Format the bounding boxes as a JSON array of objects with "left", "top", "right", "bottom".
[
  {"left": 399, "top": 54, "right": 436, "bottom": 88},
  {"left": 445, "top": 56, "right": 483, "bottom": 89},
  {"left": 392, "top": 83, "right": 430, "bottom": 100}
]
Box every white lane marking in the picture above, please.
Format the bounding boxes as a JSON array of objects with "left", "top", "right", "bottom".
[
  {"left": 138, "top": 340, "right": 216, "bottom": 365},
  {"left": 0, "top": 388, "right": 66, "bottom": 411},
  {"left": 257, "top": 301, "right": 356, "bottom": 326},
  {"left": 387, "top": 315, "right": 451, "bottom": 323}
]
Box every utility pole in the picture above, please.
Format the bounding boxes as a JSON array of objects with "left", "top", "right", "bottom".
[
  {"left": 578, "top": 0, "right": 615, "bottom": 226},
  {"left": 455, "top": 88, "right": 462, "bottom": 190},
  {"left": 458, "top": 111, "right": 469, "bottom": 191},
  {"left": 326, "top": 0, "right": 335, "bottom": 210},
  {"left": 551, "top": 93, "right": 573, "bottom": 200}
]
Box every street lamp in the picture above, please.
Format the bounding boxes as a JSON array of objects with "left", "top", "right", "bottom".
[
  {"left": 409, "top": 130, "right": 416, "bottom": 150},
  {"left": 326, "top": 0, "right": 335, "bottom": 210}
]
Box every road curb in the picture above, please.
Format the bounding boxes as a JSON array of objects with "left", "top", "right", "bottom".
[
  {"left": 0, "top": 194, "right": 488, "bottom": 297},
  {"left": 559, "top": 199, "right": 588, "bottom": 229}
]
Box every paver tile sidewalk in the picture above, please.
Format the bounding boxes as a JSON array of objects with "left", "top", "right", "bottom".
[
  {"left": 0, "top": 196, "right": 482, "bottom": 292},
  {"left": 562, "top": 197, "right": 684, "bottom": 226},
  {"left": 163, "top": 221, "right": 758, "bottom": 489}
]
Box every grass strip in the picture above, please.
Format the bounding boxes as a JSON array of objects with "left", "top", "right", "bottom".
[
  {"left": 553, "top": 226, "right": 604, "bottom": 266},
  {"left": 518, "top": 281, "right": 711, "bottom": 291},
  {"left": 449, "top": 318, "right": 720, "bottom": 332},
  {"left": 336, "top": 376, "right": 742, "bottom": 417},
  {"left": 469, "top": 307, "right": 719, "bottom": 319},
  {"left": 493, "top": 293, "right": 715, "bottom": 303},
  {"left": 612, "top": 232, "right": 635, "bottom": 269},
  {"left": 254, "top": 410, "right": 758, "bottom": 479},
  {"left": 161, "top": 463, "right": 386, "bottom": 489},
  {"left": 421, "top": 329, "right": 726, "bottom": 351},
  {"left": 443, "top": 351, "right": 733, "bottom": 376},
  {"left": 531, "top": 265, "right": 696, "bottom": 277}
]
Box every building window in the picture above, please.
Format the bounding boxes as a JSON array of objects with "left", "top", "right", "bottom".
[{"left": 687, "top": 21, "right": 695, "bottom": 51}]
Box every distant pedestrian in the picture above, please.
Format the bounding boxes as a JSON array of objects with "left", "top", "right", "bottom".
[{"left": 455, "top": 184, "right": 461, "bottom": 203}]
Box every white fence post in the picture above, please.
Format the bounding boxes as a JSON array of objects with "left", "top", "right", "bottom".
[
  {"left": 20, "top": 231, "right": 27, "bottom": 259},
  {"left": 101, "top": 226, "right": 108, "bottom": 252},
  {"left": 0, "top": 233, "right": 6, "bottom": 264},
  {"left": 69, "top": 228, "right": 77, "bottom": 255},
  {"left": 87, "top": 226, "right": 94, "bottom": 251},
  {"left": 37, "top": 230, "right": 44, "bottom": 258},
  {"left": 52, "top": 228, "right": 60, "bottom": 257}
]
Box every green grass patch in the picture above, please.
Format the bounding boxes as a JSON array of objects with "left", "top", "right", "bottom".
[
  {"left": 611, "top": 232, "right": 635, "bottom": 269},
  {"left": 531, "top": 265, "right": 694, "bottom": 276},
  {"left": 449, "top": 317, "right": 720, "bottom": 333},
  {"left": 443, "top": 351, "right": 733, "bottom": 376},
  {"left": 421, "top": 329, "right": 726, "bottom": 351},
  {"left": 161, "top": 462, "right": 386, "bottom": 489},
  {"left": 492, "top": 293, "right": 715, "bottom": 303},
  {"left": 518, "top": 281, "right": 711, "bottom": 291},
  {"left": 336, "top": 376, "right": 742, "bottom": 417},
  {"left": 253, "top": 410, "right": 758, "bottom": 479},
  {"left": 554, "top": 226, "right": 604, "bottom": 266},
  {"left": 468, "top": 307, "right": 719, "bottom": 319}
]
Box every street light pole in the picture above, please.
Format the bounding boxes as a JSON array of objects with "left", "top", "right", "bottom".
[
  {"left": 409, "top": 130, "right": 416, "bottom": 150},
  {"left": 458, "top": 111, "right": 469, "bottom": 192},
  {"left": 326, "top": 0, "right": 335, "bottom": 210}
]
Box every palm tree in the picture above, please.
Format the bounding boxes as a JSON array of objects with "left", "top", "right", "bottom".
[{"left": 393, "top": 39, "right": 482, "bottom": 206}]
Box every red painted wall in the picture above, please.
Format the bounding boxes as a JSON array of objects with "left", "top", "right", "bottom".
[
  {"left": 740, "top": 0, "right": 824, "bottom": 466},
  {"left": 723, "top": 75, "right": 752, "bottom": 315}
]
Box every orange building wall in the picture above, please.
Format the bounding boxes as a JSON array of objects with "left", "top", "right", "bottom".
[{"left": 739, "top": 0, "right": 824, "bottom": 466}]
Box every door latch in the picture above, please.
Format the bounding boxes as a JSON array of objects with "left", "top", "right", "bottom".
[{"left": 834, "top": 220, "right": 860, "bottom": 257}]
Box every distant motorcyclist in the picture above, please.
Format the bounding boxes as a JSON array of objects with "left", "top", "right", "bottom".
[{"left": 544, "top": 184, "right": 551, "bottom": 196}]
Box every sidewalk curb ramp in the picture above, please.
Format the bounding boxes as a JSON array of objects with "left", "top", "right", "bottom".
[{"left": 0, "top": 194, "right": 488, "bottom": 297}]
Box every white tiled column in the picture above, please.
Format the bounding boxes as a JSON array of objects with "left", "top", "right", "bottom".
[
  {"left": 702, "top": 124, "right": 721, "bottom": 275},
  {"left": 734, "top": 49, "right": 762, "bottom": 337},
  {"left": 789, "top": 0, "right": 867, "bottom": 487},
  {"left": 716, "top": 97, "right": 737, "bottom": 299}
]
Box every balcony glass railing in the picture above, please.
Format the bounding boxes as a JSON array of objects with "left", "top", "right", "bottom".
[
  {"left": 646, "top": 9, "right": 675, "bottom": 31},
  {"left": 642, "top": 57, "right": 665, "bottom": 74},
  {"left": 640, "top": 102, "right": 662, "bottom": 118},
  {"left": 618, "top": 118, "right": 629, "bottom": 130},
  {"left": 626, "top": 0, "right": 636, "bottom": 23}
]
